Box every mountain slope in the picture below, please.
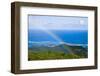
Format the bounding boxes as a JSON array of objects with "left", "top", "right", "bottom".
[{"left": 28, "top": 43, "right": 88, "bottom": 60}]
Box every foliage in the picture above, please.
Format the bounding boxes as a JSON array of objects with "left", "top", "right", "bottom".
[
  {"left": 28, "top": 50, "right": 84, "bottom": 60},
  {"left": 28, "top": 44, "right": 88, "bottom": 60}
]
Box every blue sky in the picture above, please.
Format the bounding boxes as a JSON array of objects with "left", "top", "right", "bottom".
[{"left": 28, "top": 15, "right": 88, "bottom": 30}]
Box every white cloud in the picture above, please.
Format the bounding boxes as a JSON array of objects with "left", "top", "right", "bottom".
[{"left": 28, "top": 15, "right": 88, "bottom": 30}]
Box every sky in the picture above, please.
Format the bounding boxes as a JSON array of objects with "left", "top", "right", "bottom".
[{"left": 28, "top": 15, "right": 88, "bottom": 30}]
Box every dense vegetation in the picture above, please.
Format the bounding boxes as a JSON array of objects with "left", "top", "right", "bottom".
[
  {"left": 28, "top": 44, "right": 88, "bottom": 60},
  {"left": 29, "top": 50, "right": 82, "bottom": 60}
]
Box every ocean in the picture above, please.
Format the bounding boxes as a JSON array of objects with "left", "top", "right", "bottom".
[{"left": 28, "top": 30, "right": 88, "bottom": 47}]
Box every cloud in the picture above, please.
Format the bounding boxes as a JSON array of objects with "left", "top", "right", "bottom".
[{"left": 28, "top": 15, "right": 88, "bottom": 30}]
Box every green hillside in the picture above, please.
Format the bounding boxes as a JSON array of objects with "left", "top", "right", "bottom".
[{"left": 28, "top": 44, "right": 88, "bottom": 60}]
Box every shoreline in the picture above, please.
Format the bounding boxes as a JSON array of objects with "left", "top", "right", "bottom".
[{"left": 28, "top": 41, "right": 88, "bottom": 48}]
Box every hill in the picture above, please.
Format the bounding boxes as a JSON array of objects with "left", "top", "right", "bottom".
[{"left": 28, "top": 43, "right": 88, "bottom": 60}]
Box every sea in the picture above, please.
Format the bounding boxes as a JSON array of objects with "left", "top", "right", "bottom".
[{"left": 28, "top": 30, "right": 88, "bottom": 47}]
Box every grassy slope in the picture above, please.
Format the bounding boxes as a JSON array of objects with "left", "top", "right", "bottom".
[{"left": 28, "top": 44, "right": 88, "bottom": 60}]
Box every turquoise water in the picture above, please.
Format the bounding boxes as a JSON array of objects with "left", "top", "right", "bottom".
[{"left": 28, "top": 30, "right": 88, "bottom": 47}]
